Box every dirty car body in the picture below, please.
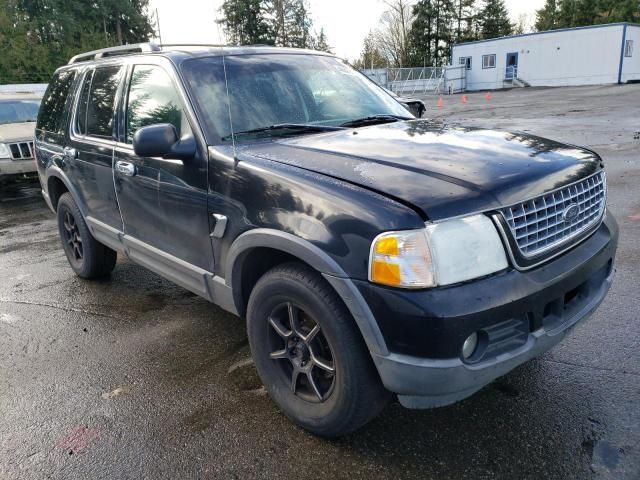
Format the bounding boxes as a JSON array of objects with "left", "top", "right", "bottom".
[
  {"left": 35, "top": 45, "right": 618, "bottom": 436},
  {"left": 0, "top": 93, "right": 41, "bottom": 178}
]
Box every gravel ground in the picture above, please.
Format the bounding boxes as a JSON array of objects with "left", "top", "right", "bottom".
[{"left": 1, "top": 84, "right": 639, "bottom": 479}]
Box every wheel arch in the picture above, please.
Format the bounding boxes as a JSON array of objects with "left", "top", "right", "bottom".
[
  {"left": 45, "top": 168, "right": 87, "bottom": 217},
  {"left": 225, "top": 229, "right": 389, "bottom": 356}
]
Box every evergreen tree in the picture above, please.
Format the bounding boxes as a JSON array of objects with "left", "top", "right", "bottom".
[
  {"left": 310, "top": 28, "right": 332, "bottom": 53},
  {"left": 535, "top": 0, "right": 639, "bottom": 31},
  {"left": 407, "top": 0, "right": 458, "bottom": 67},
  {"left": 0, "top": 0, "right": 154, "bottom": 84},
  {"left": 455, "top": 0, "right": 478, "bottom": 42},
  {"left": 219, "top": 0, "right": 272, "bottom": 45},
  {"left": 263, "top": 0, "right": 312, "bottom": 48},
  {"left": 535, "top": 0, "right": 559, "bottom": 31},
  {"left": 477, "top": 0, "right": 513, "bottom": 39}
]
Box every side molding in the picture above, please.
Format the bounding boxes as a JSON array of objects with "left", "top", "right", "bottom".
[{"left": 85, "top": 217, "right": 238, "bottom": 316}]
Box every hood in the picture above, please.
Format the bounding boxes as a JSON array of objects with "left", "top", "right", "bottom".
[
  {"left": 0, "top": 122, "right": 36, "bottom": 143},
  {"left": 241, "top": 120, "right": 602, "bottom": 220}
]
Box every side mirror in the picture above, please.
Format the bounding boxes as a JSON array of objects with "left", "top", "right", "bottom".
[{"left": 133, "top": 124, "right": 196, "bottom": 160}]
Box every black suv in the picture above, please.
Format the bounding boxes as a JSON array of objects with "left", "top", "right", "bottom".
[{"left": 35, "top": 43, "right": 618, "bottom": 437}]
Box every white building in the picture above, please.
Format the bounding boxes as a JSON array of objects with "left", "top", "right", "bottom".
[{"left": 451, "top": 22, "right": 640, "bottom": 91}]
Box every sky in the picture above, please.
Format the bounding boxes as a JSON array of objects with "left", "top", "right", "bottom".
[{"left": 149, "top": 0, "right": 545, "bottom": 62}]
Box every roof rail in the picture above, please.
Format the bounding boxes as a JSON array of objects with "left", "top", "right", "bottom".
[
  {"left": 160, "top": 43, "right": 228, "bottom": 49},
  {"left": 68, "top": 42, "right": 161, "bottom": 64}
]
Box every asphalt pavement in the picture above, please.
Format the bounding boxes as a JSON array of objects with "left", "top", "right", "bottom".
[{"left": 1, "top": 84, "right": 639, "bottom": 479}]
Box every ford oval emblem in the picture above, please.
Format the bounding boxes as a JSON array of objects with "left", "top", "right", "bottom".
[{"left": 562, "top": 203, "right": 580, "bottom": 223}]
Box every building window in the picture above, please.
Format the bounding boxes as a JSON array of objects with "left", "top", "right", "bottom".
[
  {"left": 625, "top": 40, "right": 633, "bottom": 57},
  {"left": 459, "top": 57, "right": 472, "bottom": 70},
  {"left": 482, "top": 54, "right": 496, "bottom": 69}
]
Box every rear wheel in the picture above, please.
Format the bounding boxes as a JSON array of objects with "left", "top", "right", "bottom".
[
  {"left": 57, "top": 192, "right": 117, "bottom": 279},
  {"left": 247, "top": 263, "right": 390, "bottom": 437}
]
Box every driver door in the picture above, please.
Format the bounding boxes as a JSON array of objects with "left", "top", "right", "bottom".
[{"left": 113, "top": 62, "right": 213, "bottom": 272}]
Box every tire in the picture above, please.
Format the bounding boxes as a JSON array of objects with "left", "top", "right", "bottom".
[
  {"left": 247, "top": 262, "right": 390, "bottom": 437},
  {"left": 56, "top": 192, "right": 117, "bottom": 279}
]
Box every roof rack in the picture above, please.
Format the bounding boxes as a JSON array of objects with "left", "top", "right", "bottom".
[
  {"left": 67, "top": 42, "right": 286, "bottom": 65},
  {"left": 68, "top": 42, "right": 162, "bottom": 64}
]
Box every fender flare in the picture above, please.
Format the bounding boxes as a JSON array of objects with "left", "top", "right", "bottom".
[
  {"left": 225, "top": 228, "right": 389, "bottom": 356},
  {"left": 45, "top": 166, "right": 88, "bottom": 218}
]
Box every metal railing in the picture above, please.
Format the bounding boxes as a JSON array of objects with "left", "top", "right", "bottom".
[{"left": 362, "top": 66, "right": 466, "bottom": 95}]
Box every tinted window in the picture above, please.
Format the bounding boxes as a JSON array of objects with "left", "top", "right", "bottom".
[
  {"left": 75, "top": 70, "right": 93, "bottom": 135},
  {"left": 37, "top": 70, "right": 76, "bottom": 133},
  {"left": 86, "top": 66, "right": 122, "bottom": 139},
  {"left": 0, "top": 100, "right": 41, "bottom": 125},
  {"left": 126, "top": 65, "right": 190, "bottom": 143}
]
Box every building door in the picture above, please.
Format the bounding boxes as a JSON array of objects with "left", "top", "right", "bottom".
[{"left": 506, "top": 52, "right": 518, "bottom": 79}]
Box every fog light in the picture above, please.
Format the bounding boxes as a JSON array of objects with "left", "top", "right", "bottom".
[{"left": 462, "top": 332, "right": 479, "bottom": 359}]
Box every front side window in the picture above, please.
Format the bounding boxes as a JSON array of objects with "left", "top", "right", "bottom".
[
  {"left": 625, "top": 39, "right": 633, "bottom": 57},
  {"left": 0, "top": 99, "right": 41, "bottom": 125},
  {"left": 182, "top": 54, "right": 411, "bottom": 144},
  {"left": 37, "top": 69, "right": 76, "bottom": 133},
  {"left": 85, "top": 65, "right": 122, "bottom": 139},
  {"left": 482, "top": 54, "right": 496, "bottom": 69},
  {"left": 126, "top": 65, "right": 190, "bottom": 143}
]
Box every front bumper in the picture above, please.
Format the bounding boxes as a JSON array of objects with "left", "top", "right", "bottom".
[
  {"left": 0, "top": 158, "right": 37, "bottom": 176},
  {"left": 356, "top": 213, "right": 618, "bottom": 408}
]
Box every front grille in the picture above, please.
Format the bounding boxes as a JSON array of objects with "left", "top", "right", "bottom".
[
  {"left": 500, "top": 171, "right": 606, "bottom": 258},
  {"left": 9, "top": 141, "right": 34, "bottom": 160}
]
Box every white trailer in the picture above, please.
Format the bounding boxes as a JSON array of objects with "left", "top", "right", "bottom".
[{"left": 451, "top": 22, "right": 640, "bottom": 91}]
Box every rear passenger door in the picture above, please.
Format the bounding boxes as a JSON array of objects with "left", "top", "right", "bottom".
[
  {"left": 66, "top": 65, "right": 124, "bottom": 230},
  {"left": 35, "top": 69, "right": 77, "bottom": 187},
  {"left": 114, "top": 63, "right": 212, "bottom": 271}
]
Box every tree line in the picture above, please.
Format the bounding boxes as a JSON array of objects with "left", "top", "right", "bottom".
[
  {"left": 0, "top": 0, "right": 154, "bottom": 84},
  {"left": 355, "top": 0, "right": 513, "bottom": 69},
  {"left": 355, "top": 0, "right": 639, "bottom": 69},
  {"left": 218, "top": 0, "right": 332, "bottom": 52},
  {"left": 535, "top": 0, "right": 639, "bottom": 31},
  {"left": 1, "top": 0, "right": 638, "bottom": 84}
]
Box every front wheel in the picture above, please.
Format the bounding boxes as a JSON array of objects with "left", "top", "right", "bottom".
[
  {"left": 57, "top": 192, "right": 117, "bottom": 279},
  {"left": 247, "top": 263, "right": 390, "bottom": 437}
]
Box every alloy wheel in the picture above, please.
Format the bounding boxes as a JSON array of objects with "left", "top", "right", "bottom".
[
  {"left": 62, "top": 210, "right": 83, "bottom": 261},
  {"left": 267, "top": 302, "right": 336, "bottom": 403}
]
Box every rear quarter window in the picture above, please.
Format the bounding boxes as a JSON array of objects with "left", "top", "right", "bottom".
[{"left": 37, "top": 69, "right": 77, "bottom": 133}]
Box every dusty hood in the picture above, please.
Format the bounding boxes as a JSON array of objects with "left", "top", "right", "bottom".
[
  {"left": 0, "top": 122, "right": 36, "bottom": 143},
  {"left": 241, "top": 120, "right": 602, "bottom": 220}
]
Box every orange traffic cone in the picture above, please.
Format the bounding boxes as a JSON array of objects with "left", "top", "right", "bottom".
[
  {"left": 437, "top": 96, "right": 443, "bottom": 108},
  {"left": 461, "top": 95, "right": 468, "bottom": 104},
  {"left": 484, "top": 91, "right": 492, "bottom": 101}
]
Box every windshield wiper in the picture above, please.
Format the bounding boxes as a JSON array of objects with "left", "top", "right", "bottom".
[
  {"left": 222, "top": 123, "right": 344, "bottom": 141},
  {"left": 339, "top": 114, "right": 411, "bottom": 128}
]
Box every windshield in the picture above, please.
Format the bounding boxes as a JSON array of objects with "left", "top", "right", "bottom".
[
  {"left": 182, "top": 54, "right": 411, "bottom": 143},
  {"left": 0, "top": 100, "right": 41, "bottom": 125}
]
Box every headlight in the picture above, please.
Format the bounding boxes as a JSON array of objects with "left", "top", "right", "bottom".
[
  {"left": 369, "top": 214, "right": 508, "bottom": 288},
  {"left": 0, "top": 143, "right": 11, "bottom": 159}
]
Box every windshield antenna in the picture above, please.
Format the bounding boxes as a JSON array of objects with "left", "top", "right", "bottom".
[{"left": 221, "top": 54, "right": 237, "bottom": 159}]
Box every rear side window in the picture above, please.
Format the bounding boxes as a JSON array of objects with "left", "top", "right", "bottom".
[
  {"left": 37, "top": 69, "right": 76, "bottom": 133},
  {"left": 84, "top": 65, "right": 122, "bottom": 139},
  {"left": 75, "top": 70, "right": 93, "bottom": 135},
  {"left": 126, "top": 65, "right": 190, "bottom": 143}
]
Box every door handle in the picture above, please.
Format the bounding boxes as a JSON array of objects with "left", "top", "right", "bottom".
[
  {"left": 115, "top": 161, "right": 136, "bottom": 177},
  {"left": 63, "top": 147, "right": 77, "bottom": 159}
]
